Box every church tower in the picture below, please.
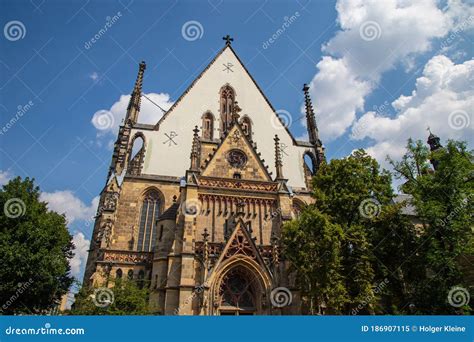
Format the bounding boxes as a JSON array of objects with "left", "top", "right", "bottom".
[
  {"left": 427, "top": 128, "right": 442, "bottom": 170},
  {"left": 83, "top": 37, "right": 323, "bottom": 315}
]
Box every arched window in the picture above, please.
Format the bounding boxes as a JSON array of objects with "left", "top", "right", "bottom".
[
  {"left": 128, "top": 134, "right": 145, "bottom": 176},
  {"left": 116, "top": 268, "right": 123, "bottom": 279},
  {"left": 241, "top": 116, "right": 251, "bottom": 137},
  {"left": 137, "top": 189, "right": 161, "bottom": 252},
  {"left": 292, "top": 199, "right": 305, "bottom": 218},
  {"left": 202, "top": 112, "right": 214, "bottom": 140},
  {"left": 127, "top": 270, "right": 134, "bottom": 280},
  {"left": 303, "top": 151, "right": 317, "bottom": 175},
  {"left": 220, "top": 85, "right": 235, "bottom": 135}
]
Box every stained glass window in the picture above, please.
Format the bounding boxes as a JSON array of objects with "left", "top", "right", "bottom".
[{"left": 137, "top": 190, "right": 161, "bottom": 251}]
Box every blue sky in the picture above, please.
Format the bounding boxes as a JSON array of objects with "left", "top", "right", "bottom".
[{"left": 1, "top": 0, "right": 473, "bottom": 281}]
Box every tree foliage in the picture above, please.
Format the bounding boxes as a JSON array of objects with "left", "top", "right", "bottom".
[
  {"left": 282, "top": 208, "right": 347, "bottom": 314},
  {"left": 389, "top": 139, "right": 473, "bottom": 314},
  {"left": 283, "top": 139, "right": 473, "bottom": 315},
  {"left": 0, "top": 177, "right": 74, "bottom": 314},
  {"left": 70, "top": 279, "right": 151, "bottom": 315}
]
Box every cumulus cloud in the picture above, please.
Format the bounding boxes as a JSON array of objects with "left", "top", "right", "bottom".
[
  {"left": 40, "top": 191, "right": 99, "bottom": 224},
  {"left": 70, "top": 232, "right": 90, "bottom": 278},
  {"left": 307, "top": 57, "right": 371, "bottom": 139},
  {"left": 0, "top": 170, "right": 12, "bottom": 186},
  {"left": 351, "top": 55, "right": 473, "bottom": 165},
  {"left": 91, "top": 93, "right": 173, "bottom": 135},
  {"left": 306, "top": 0, "right": 469, "bottom": 142}
]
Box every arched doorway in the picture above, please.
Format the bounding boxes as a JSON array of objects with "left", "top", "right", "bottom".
[
  {"left": 210, "top": 258, "right": 272, "bottom": 316},
  {"left": 218, "top": 266, "right": 258, "bottom": 315}
]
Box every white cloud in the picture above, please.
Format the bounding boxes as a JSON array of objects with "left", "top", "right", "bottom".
[
  {"left": 308, "top": 57, "right": 371, "bottom": 140},
  {"left": 89, "top": 72, "right": 99, "bottom": 82},
  {"left": 325, "top": 0, "right": 449, "bottom": 79},
  {"left": 352, "top": 55, "right": 473, "bottom": 165},
  {"left": 70, "top": 232, "right": 90, "bottom": 278},
  {"left": 91, "top": 93, "right": 173, "bottom": 135},
  {"left": 40, "top": 191, "right": 99, "bottom": 224},
  {"left": 0, "top": 170, "right": 12, "bottom": 186},
  {"left": 306, "top": 0, "right": 469, "bottom": 142}
]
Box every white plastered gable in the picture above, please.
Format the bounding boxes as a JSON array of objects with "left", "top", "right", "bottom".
[{"left": 133, "top": 46, "right": 311, "bottom": 189}]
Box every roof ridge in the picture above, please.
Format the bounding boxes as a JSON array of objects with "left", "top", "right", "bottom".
[{"left": 154, "top": 44, "right": 228, "bottom": 129}]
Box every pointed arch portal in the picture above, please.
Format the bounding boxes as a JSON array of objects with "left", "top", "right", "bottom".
[{"left": 207, "top": 218, "right": 273, "bottom": 315}]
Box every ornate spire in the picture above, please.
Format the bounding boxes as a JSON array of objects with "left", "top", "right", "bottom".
[
  {"left": 274, "top": 135, "right": 284, "bottom": 180},
  {"left": 126, "top": 61, "right": 146, "bottom": 124},
  {"left": 303, "top": 84, "right": 321, "bottom": 147},
  {"left": 223, "top": 34, "right": 233, "bottom": 45},
  {"left": 190, "top": 126, "right": 200, "bottom": 171}
]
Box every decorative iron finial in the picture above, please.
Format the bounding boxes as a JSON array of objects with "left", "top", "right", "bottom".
[
  {"left": 274, "top": 135, "right": 284, "bottom": 180},
  {"left": 223, "top": 34, "right": 233, "bottom": 45}
]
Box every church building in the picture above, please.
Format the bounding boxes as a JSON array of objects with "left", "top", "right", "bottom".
[{"left": 83, "top": 37, "right": 325, "bottom": 315}]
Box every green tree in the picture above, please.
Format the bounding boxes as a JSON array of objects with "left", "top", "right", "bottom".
[
  {"left": 282, "top": 207, "right": 347, "bottom": 314},
  {"left": 390, "top": 139, "right": 473, "bottom": 314},
  {"left": 70, "top": 279, "right": 151, "bottom": 315},
  {"left": 0, "top": 177, "right": 74, "bottom": 314},
  {"left": 283, "top": 150, "right": 418, "bottom": 314},
  {"left": 313, "top": 150, "right": 393, "bottom": 314},
  {"left": 369, "top": 204, "right": 422, "bottom": 314}
]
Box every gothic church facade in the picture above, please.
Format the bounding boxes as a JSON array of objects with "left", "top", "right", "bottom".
[{"left": 84, "top": 38, "right": 325, "bottom": 315}]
